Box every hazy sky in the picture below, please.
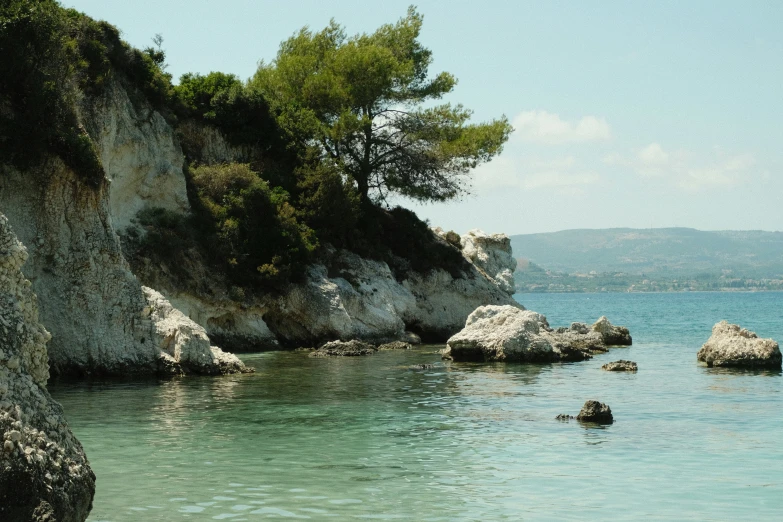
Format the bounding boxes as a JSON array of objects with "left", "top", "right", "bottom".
[{"left": 64, "top": 0, "right": 783, "bottom": 235}]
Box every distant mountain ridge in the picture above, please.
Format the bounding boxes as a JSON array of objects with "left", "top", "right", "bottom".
[{"left": 510, "top": 228, "right": 783, "bottom": 276}]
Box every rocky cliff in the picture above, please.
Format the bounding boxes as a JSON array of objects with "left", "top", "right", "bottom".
[
  {"left": 0, "top": 79, "right": 249, "bottom": 377},
  {"left": 0, "top": 213, "right": 95, "bottom": 521}
]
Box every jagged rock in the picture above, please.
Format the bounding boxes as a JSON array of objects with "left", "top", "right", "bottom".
[
  {"left": 0, "top": 214, "right": 95, "bottom": 522},
  {"left": 697, "top": 321, "right": 781, "bottom": 369},
  {"left": 602, "top": 360, "right": 638, "bottom": 372},
  {"left": 576, "top": 400, "right": 614, "bottom": 424},
  {"left": 141, "top": 288, "right": 251, "bottom": 375},
  {"left": 555, "top": 414, "right": 574, "bottom": 421},
  {"left": 553, "top": 323, "right": 606, "bottom": 353},
  {"left": 592, "top": 316, "right": 632, "bottom": 346},
  {"left": 378, "top": 341, "right": 412, "bottom": 351},
  {"left": 457, "top": 229, "right": 517, "bottom": 295},
  {"left": 310, "top": 340, "right": 378, "bottom": 357},
  {"left": 444, "top": 305, "right": 609, "bottom": 363}
]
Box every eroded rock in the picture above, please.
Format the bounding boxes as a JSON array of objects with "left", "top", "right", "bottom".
[
  {"left": 592, "top": 316, "right": 632, "bottom": 346},
  {"left": 697, "top": 321, "right": 781, "bottom": 369},
  {"left": 602, "top": 360, "right": 638, "bottom": 372},
  {"left": 378, "top": 341, "right": 412, "bottom": 351}
]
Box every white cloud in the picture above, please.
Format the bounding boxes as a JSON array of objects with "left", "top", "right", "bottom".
[
  {"left": 604, "top": 144, "right": 757, "bottom": 191},
  {"left": 512, "top": 110, "right": 611, "bottom": 145},
  {"left": 638, "top": 143, "right": 669, "bottom": 165}
]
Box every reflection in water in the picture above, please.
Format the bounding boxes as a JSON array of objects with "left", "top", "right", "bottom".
[{"left": 50, "top": 292, "right": 783, "bottom": 521}]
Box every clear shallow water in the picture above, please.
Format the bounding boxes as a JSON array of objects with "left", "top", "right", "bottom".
[{"left": 50, "top": 292, "right": 783, "bottom": 521}]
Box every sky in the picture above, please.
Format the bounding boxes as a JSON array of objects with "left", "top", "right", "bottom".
[{"left": 63, "top": 0, "right": 783, "bottom": 235}]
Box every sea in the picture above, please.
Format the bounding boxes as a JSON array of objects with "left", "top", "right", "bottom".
[{"left": 49, "top": 291, "right": 783, "bottom": 521}]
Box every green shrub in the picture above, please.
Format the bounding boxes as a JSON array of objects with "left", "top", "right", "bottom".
[{"left": 189, "top": 163, "right": 317, "bottom": 287}]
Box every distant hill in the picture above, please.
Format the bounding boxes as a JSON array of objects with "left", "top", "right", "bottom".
[
  {"left": 510, "top": 228, "right": 783, "bottom": 275},
  {"left": 510, "top": 228, "right": 783, "bottom": 292}
]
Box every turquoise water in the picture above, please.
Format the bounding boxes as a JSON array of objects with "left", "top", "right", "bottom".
[{"left": 50, "top": 292, "right": 783, "bottom": 521}]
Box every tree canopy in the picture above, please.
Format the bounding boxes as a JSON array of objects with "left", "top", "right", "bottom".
[{"left": 251, "top": 6, "right": 512, "bottom": 204}]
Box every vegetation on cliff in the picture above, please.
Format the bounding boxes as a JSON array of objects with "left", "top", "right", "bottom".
[{"left": 1, "top": 2, "right": 505, "bottom": 291}]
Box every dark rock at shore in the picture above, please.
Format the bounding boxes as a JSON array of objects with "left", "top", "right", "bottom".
[
  {"left": 601, "top": 360, "right": 638, "bottom": 372},
  {"left": 310, "top": 340, "right": 377, "bottom": 357},
  {"left": 576, "top": 400, "right": 614, "bottom": 424}
]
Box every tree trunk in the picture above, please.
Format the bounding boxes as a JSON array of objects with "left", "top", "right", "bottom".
[{"left": 356, "top": 174, "right": 370, "bottom": 202}]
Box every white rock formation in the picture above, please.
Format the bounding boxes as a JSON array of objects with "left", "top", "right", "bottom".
[
  {"left": 444, "top": 306, "right": 557, "bottom": 362},
  {"left": 0, "top": 213, "right": 94, "bottom": 521},
  {"left": 88, "top": 79, "right": 189, "bottom": 231},
  {"left": 697, "top": 321, "right": 781, "bottom": 369},
  {"left": 444, "top": 305, "right": 632, "bottom": 363}
]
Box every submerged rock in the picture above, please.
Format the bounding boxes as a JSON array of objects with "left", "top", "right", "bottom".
[
  {"left": 443, "top": 305, "right": 631, "bottom": 363},
  {"left": 592, "top": 316, "right": 632, "bottom": 346},
  {"left": 576, "top": 400, "right": 614, "bottom": 424},
  {"left": 0, "top": 214, "right": 94, "bottom": 521},
  {"left": 378, "top": 341, "right": 412, "bottom": 351},
  {"left": 409, "top": 363, "right": 435, "bottom": 370},
  {"left": 697, "top": 321, "right": 781, "bottom": 369},
  {"left": 602, "top": 360, "right": 638, "bottom": 372},
  {"left": 310, "top": 340, "right": 378, "bottom": 357},
  {"left": 555, "top": 414, "right": 575, "bottom": 421}
]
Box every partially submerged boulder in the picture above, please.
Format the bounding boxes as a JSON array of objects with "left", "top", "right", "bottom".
[
  {"left": 576, "top": 400, "right": 614, "bottom": 424},
  {"left": 0, "top": 214, "right": 94, "bottom": 521},
  {"left": 310, "top": 340, "right": 378, "bottom": 357},
  {"left": 697, "top": 321, "right": 781, "bottom": 369},
  {"left": 592, "top": 316, "right": 632, "bottom": 346},
  {"left": 602, "top": 360, "right": 638, "bottom": 372},
  {"left": 443, "top": 305, "right": 631, "bottom": 363}
]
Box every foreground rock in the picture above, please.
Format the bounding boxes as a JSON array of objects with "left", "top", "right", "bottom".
[
  {"left": 697, "top": 321, "right": 781, "bottom": 369},
  {"left": 576, "top": 401, "right": 614, "bottom": 424},
  {"left": 443, "top": 305, "right": 631, "bottom": 363},
  {"left": 592, "top": 316, "right": 632, "bottom": 346},
  {"left": 310, "top": 340, "right": 378, "bottom": 357},
  {"left": 0, "top": 214, "right": 95, "bottom": 521},
  {"left": 602, "top": 360, "right": 638, "bottom": 372}
]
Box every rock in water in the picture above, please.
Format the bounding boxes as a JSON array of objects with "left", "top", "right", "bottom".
[
  {"left": 0, "top": 214, "right": 95, "bottom": 521},
  {"left": 697, "top": 321, "right": 781, "bottom": 369},
  {"left": 443, "top": 305, "right": 631, "bottom": 363},
  {"left": 444, "top": 306, "right": 561, "bottom": 363},
  {"left": 576, "top": 401, "right": 614, "bottom": 424},
  {"left": 592, "top": 316, "right": 632, "bottom": 346},
  {"left": 601, "top": 360, "right": 638, "bottom": 372},
  {"left": 310, "top": 340, "right": 378, "bottom": 357}
]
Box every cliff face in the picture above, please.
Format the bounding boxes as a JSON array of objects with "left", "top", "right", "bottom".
[
  {"left": 0, "top": 79, "right": 248, "bottom": 377},
  {"left": 0, "top": 213, "right": 95, "bottom": 522}
]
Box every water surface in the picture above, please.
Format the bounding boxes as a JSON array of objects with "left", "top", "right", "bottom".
[{"left": 51, "top": 292, "right": 783, "bottom": 520}]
